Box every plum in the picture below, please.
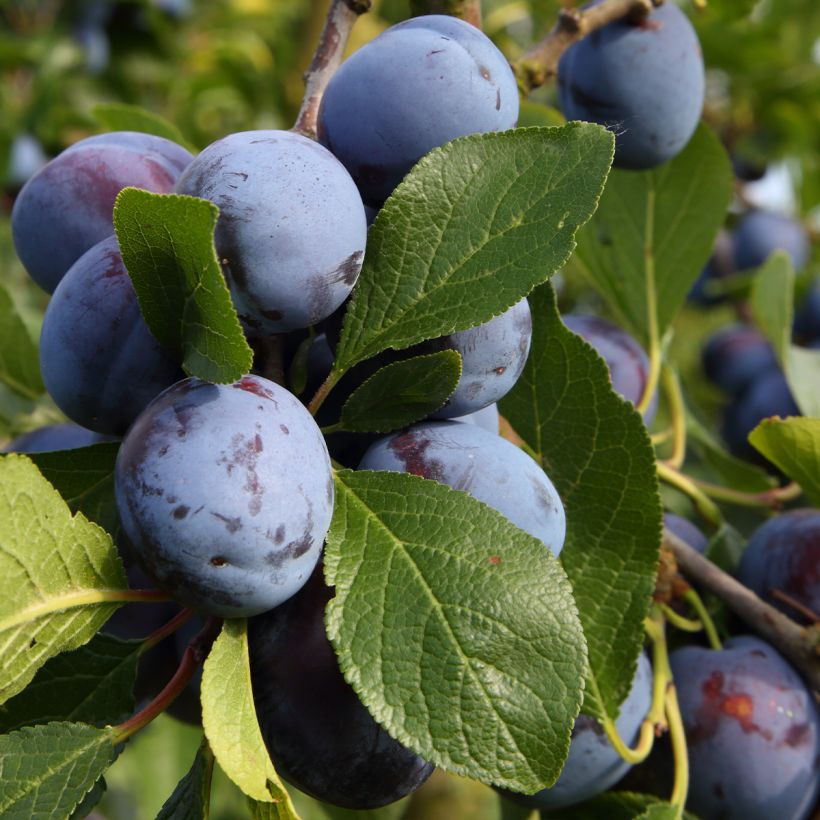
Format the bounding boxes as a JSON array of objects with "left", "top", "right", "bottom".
[
  {"left": 3, "top": 423, "right": 114, "bottom": 453},
  {"left": 663, "top": 512, "right": 708, "bottom": 555},
  {"left": 451, "top": 403, "right": 500, "bottom": 434},
  {"left": 732, "top": 210, "right": 809, "bottom": 273},
  {"left": 701, "top": 324, "right": 778, "bottom": 396}
]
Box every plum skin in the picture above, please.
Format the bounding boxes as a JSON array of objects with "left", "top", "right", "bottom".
[
  {"left": 173, "top": 130, "right": 367, "bottom": 335},
  {"left": 12, "top": 131, "right": 193, "bottom": 293},
  {"left": 249, "top": 566, "right": 434, "bottom": 809},
  {"left": 701, "top": 324, "right": 778, "bottom": 396},
  {"left": 670, "top": 636, "right": 820, "bottom": 820},
  {"left": 39, "top": 235, "right": 184, "bottom": 436},
  {"left": 358, "top": 420, "right": 566, "bottom": 557},
  {"left": 115, "top": 374, "right": 333, "bottom": 618},
  {"left": 732, "top": 210, "right": 809, "bottom": 273},
  {"left": 557, "top": 2, "right": 704, "bottom": 170},
  {"left": 663, "top": 513, "right": 708, "bottom": 554},
  {"left": 317, "top": 14, "right": 519, "bottom": 206}
]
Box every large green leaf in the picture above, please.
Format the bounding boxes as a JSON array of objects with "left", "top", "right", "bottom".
[
  {"left": 0, "top": 722, "right": 117, "bottom": 819},
  {"left": 155, "top": 739, "right": 214, "bottom": 820},
  {"left": 113, "top": 188, "right": 253, "bottom": 384},
  {"left": 572, "top": 124, "right": 733, "bottom": 345},
  {"left": 325, "top": 469, "right": 586, "bottom": 793},
  {"left": 0, "top": 282, "right": 44, "bottom": 402},
  {"left": 334, "top": 124, "right": 614, "bottom": 372},
  {"left": 0, "top": 455, "right": 127, "bottom": 705},
  {"left": 499, "top": 285, "right": 662, "bottom": 718}
]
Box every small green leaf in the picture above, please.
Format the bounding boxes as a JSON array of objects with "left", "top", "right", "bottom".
[
  {"left": 335, "top": 124, "right": 614, "bottom": 372},
  {"left": 0, "top": 455, "right": 127, "bottom": 705},
  {"left": 155, "top": 738, "right": 214, "bottom": 820},
  {"left": 572, "top": 124, "right": 733, "bottom": 345},
  {"left": 0, "top": 632, "right": 139, "bottom": 733},
  {"left": 499, "top": 285, "right": 662, "bottom": 719},
  {"left": 636, "top": 804, "right": 683, "bottom": 820},
  {"left": 201, "top": 620, "right": 298, "bottom": 816},
  {"left": 0, "top": 282, "right": 44, "bottom": 401},
  {"left": 749, "top": 417, "right": 820, "bottom": 505},
  {"left": 326, "top": 469, "right": 586, "bottom": 793},
  {"left": 28, "top": 442, "right": 120, "bottom": 536},
  {"left": 340, "top": 351, "right": 462, "bottom": 433},
  {"left": 113, "top": 188, "right": 254, "bottom": 384},
  {"left": 92, "top": 103, "right": 192, "bottom": 149},
  {"left": 0, "top": 722, "right": 117, "bottom": 819}
]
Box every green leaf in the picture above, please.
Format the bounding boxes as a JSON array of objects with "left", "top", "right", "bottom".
[
  {"left": 749, "top": 250, "right": 820, "bottom": 417},
  {"left": 201, "top": 620, "right": 298, "bottom": 816},
  {"left": 113, "top": 188, "right": 254, "bottom": 384},
  {"left": 340, "top": 351, "right": 462, "bottom": 433},
  {"left": 517, "top": 101, "right": 565, "bottom": 128},
  {"left": 635, "top": 804, "right": 682, "bottom": 820},
  {"left": 572, "top": 124, "right": 733, "bottom": 345},
  {"left": 28, "top": 442, "right": 121, "bottom": 536},
  {"left": 749, "top": 417, "right": 820, "bottom": 506},
  {"left": 0, "top": 282, "right": 44, "bottom": 401},
  {"left": 70, "top": 775, "right": 106, "bottom": 820},
  {"left": 0, "top": 722, "right": 117, "bottom": 819},
  {"left": 155, "top": 739, "right": 214, "bottom": 820},
  {"left": 335, "top": 124, "right": 614, "bottom": 372},
  {"left": 92, "top": 103, "right": 192, "bottom": 149},
  {"left": 0, "top": 455, "right": 127, "bottom": 705},
  {"left": 554, "top": 791, "right": 696, "bottom": 820},
  {"left": 0, "top": 632, "right": 139, "bottom": 733},
  {"left": 499, "top": 285, "right": 662, "bottom": 719},
  {"left": 248, "top": 796, "right": 303, "bottom": 820},
  {"left": 325, "top": 469, "right": 586, "bottom": 793},
  {"left": 704, "top": 522, "right": 746, "bottom": 573}
]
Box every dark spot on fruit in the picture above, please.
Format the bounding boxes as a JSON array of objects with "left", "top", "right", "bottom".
[
  {"left": 636, "top": 18, "right": 663, "bottom": 31},
  {"left": 428, "top": 49, "right": 444, "bottom": 56},
  {"left": 211, "top": 512, "right": 243, "bottom": 533},
  {"left": 479, "top": 65, "right": 491, "bottom": 81},
  {"left": 173, "top": 505, "right": 190, "bottom": 519},
  {"left": 288, "top": 533, "right": 313, "bottom": 559},
  {"left": 690, "top": 671, "right": 773, "bottom": 743},
  {"left": 254, "top": 433, "right": 263, "bottom": 452},
  {"left": 751, "top": 650, "right": 766, "bottom": 658},
  {"left": 261, "top": 308, "right": 284, "bottom": 321},
  {"left": 274, "top": 524, "right": 286, "bottom": 544},
  {"left": 389, "top": 430, "right": 445, "bottom": 481},
  {"left": 330, "top": 250, "right": 364, "bottom": 287},
  {"left": 783, "top": 723, "right": 811, "bottom": 748},
  {"left": 280, "top": 424, "right": 289, "bottom": 435},
  {"left": 210, "top": 556, "right": 228, "bottom": 567},
  {"left": 496, "top": 89, "right": 501, "bottom": 110},
  {"left": 493, "top": 366, "right": 507, "bottom": 376},
  {"left": 235, "top": 376, "right": 275, "bottom": 401}
]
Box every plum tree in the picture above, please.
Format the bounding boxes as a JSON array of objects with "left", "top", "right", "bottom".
[
  {"left": 317, "top": 14, "right": 519, "bottom": 205},
  {"left": 249, "top": 565, "right": 434, "bottom": 809},
  {"left": 173, "top": 130, "right": 367, "bottom": 335},
  {"left": 358, "top": 420, "right": 566, "bottom": 557},
  {"left": 732, "top": 210, "right": 809, "bottom": 273},
  {"left": 562, "top": 314, "right": 656, "bottom": 422},
  {"left": 38, "top": 236, "right": 184, "bottom": 436},
  {"left": 115, "top": 374, "right": 333, "bottom": 618},
  {"left": 701, "top": 324, "right": 778, "bottom": 395},
  {"left": 737, "top": 509, "right": 819, "bottom": 623},
  {"left": 11, "top": 131, "right": 193, "bottom": 292},
  {"left": 671, "top": 636, "right": 820, "bottom": 820},
  {"left": 557, "top": 2, "right": 704, "bottom": 170},
  {"left": 500, "top": 652, "right": 652, "bottom": 810},
  {"left": 663, "top": 513, "right": 708, "bottom": 555}
]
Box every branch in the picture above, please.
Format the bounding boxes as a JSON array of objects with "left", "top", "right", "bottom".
[
  {"left": 409, "top": 0, "right": 482, "bottom": 28},
  {"left": 664, "top": 528, "right": 820, "bottom": 694},
  {"left": 293, "top": 0, "right": 373, "bottom": 140},
  {"left": 514, "top": 0, "right": 656, "bottom": 96}
]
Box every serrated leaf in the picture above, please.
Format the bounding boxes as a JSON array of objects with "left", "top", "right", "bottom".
[
  {"left": 0, "top": 722, "right": 117, "bottom": 819},
  {"left": 93, "top": 103, "right": 192, "bottom": 149},
  {"left": 201, "top": 620, "right": 299, "bottom": 816},
  {"left": 0, "top": 455, "right": 127, "bottom": 705},
  {"left": 325, "top": 469, "right": 586, "bottom": 793},
  {"left": 113, "top": 188, "right": 254, "bottom": 384},
  {"left": 749, "top": 251, "right": 820, "bottom": 417},
  {"left": 0, "top": 281, "right": 44, "bottom": 401},
  {"left": 335, "top": 124, "right": 614, "bottom": 372},
  {"left": 156, "top": 739, "right": 214, "bottom": 820},
  {"left": 572, "top": 124, "right": 733, "bottom": 345},
  {"left": 69, "top": 775, "right": 106, "bottom": 820},
  {"left": 340, "top": 351, "right": 461, "bottom": 433},
  {"left": 749, "top": 417, "right": 820, "bottom": 505},
  {"left": 499, "top": 285, "right": 661, "bottom": 719},
  {"left": 0, "top": 632, "right": 139, "bottom": 733},
  {"left": 28, "top": 442, "right": 120, "bottom": 536}
]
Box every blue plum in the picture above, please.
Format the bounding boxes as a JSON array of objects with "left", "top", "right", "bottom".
[
  {"left": 317, "top": 14, "right": 519, "bottom": 205},
  {"left": 452, "top": 403, "right": 500, "bottom": 434},
  {"left": 671, "top": 636, "right": 820, "bottom": 820},
  {"left": 562, "top": 314, "right": 657, "bottom": 423},
  {"left": 732, "top": 210, "right": 810, "bottom": 273},
  {"left": 793, "top": 280, "right": 820, "bottom": 345},
  {"left": 12, "top": 131, "right": 193, "bottom": 292},
  {"left": 39, "top": 236, "right": 184, "bottom": 435},
  {"left": 663, "top": 512, "right": 708, "bottom": 554},
  {"left": 500, "top": 652, "right": 652, "bottom": 810},
  {"left": 173, "top": 130, "right": 367, "bottom": 335},
  {"left": 115, "top": 375, "right": 333, "bottom": 618},
  {"left": 557, "top": 2, "right": 704, "bottom": 170},
  {"left": 249, "top": 565, "right": 434, "bottom": 809},
  {"left": 358, "top": 420, "right": 566, "bottom": 557},
  {"left": 737, "top": 509, "right": 819, "bottom": 624},
  {"left": 3, "top": 423, "right": 113, "bottom": 453},
  {"left": 701, "top": 324, "right": 778, "bottom": 396}
]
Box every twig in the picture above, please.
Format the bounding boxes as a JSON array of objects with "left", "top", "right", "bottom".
[
  {"left": 409, "top": 0, "right": 482, "bottom": 28},
  {"left": 514, "top": 0, "right": 656, "bottom": 95},
  {"left": 664, "top": 528, "right": 820, "bottom": 692},
  {"left": 293, "top": 0, "right": 373, "bottom": 140}
]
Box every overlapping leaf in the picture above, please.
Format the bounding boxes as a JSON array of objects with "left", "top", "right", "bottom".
[
  {"left": 93, "top": 102, "right": 192, "bottom": 149},
  {"left": 0, "top": 282, "right": 44, "bottom": 401},
  {"left": 156, "top": 739, "right": 215, "bottom": 820}
]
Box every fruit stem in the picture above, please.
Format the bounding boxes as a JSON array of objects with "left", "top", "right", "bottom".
[
  {"left": 637, "top": 188, "right": 661, "bottom": 419},
  {"left": 682, "top": 589, "right": 722, "bottom": 651},
  {"left": 691, "top": 476, "right": 802, "bottom": 510},
  {"left": 656, "top": 462, "right": 722, "bottom": 527},
  {"left": 665, "top": 683, "right": 689, "bottom": 818},
  {"left": 307, "top": 368, "right": 342, "bottom": 416},
  {"left": 650, "top": 428, "right": 674, "bottom": 446},
  {"left": 320, "top": 423, "right": 343, "bottom": 435},
  {"left": 659, "top": 603, "right": 702, "bottom": 633},
  {"left": 661, "top": 366, "right": 686, "bottom": 468},
  {"left": 645, "top": 609, "right": 671, "bottom": 732},
  {"left": 112, "top": 617, "right": 221, "bottom": 744},
  {"left": 139, "top": 607, "right": 196, "bottom": 654}
]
